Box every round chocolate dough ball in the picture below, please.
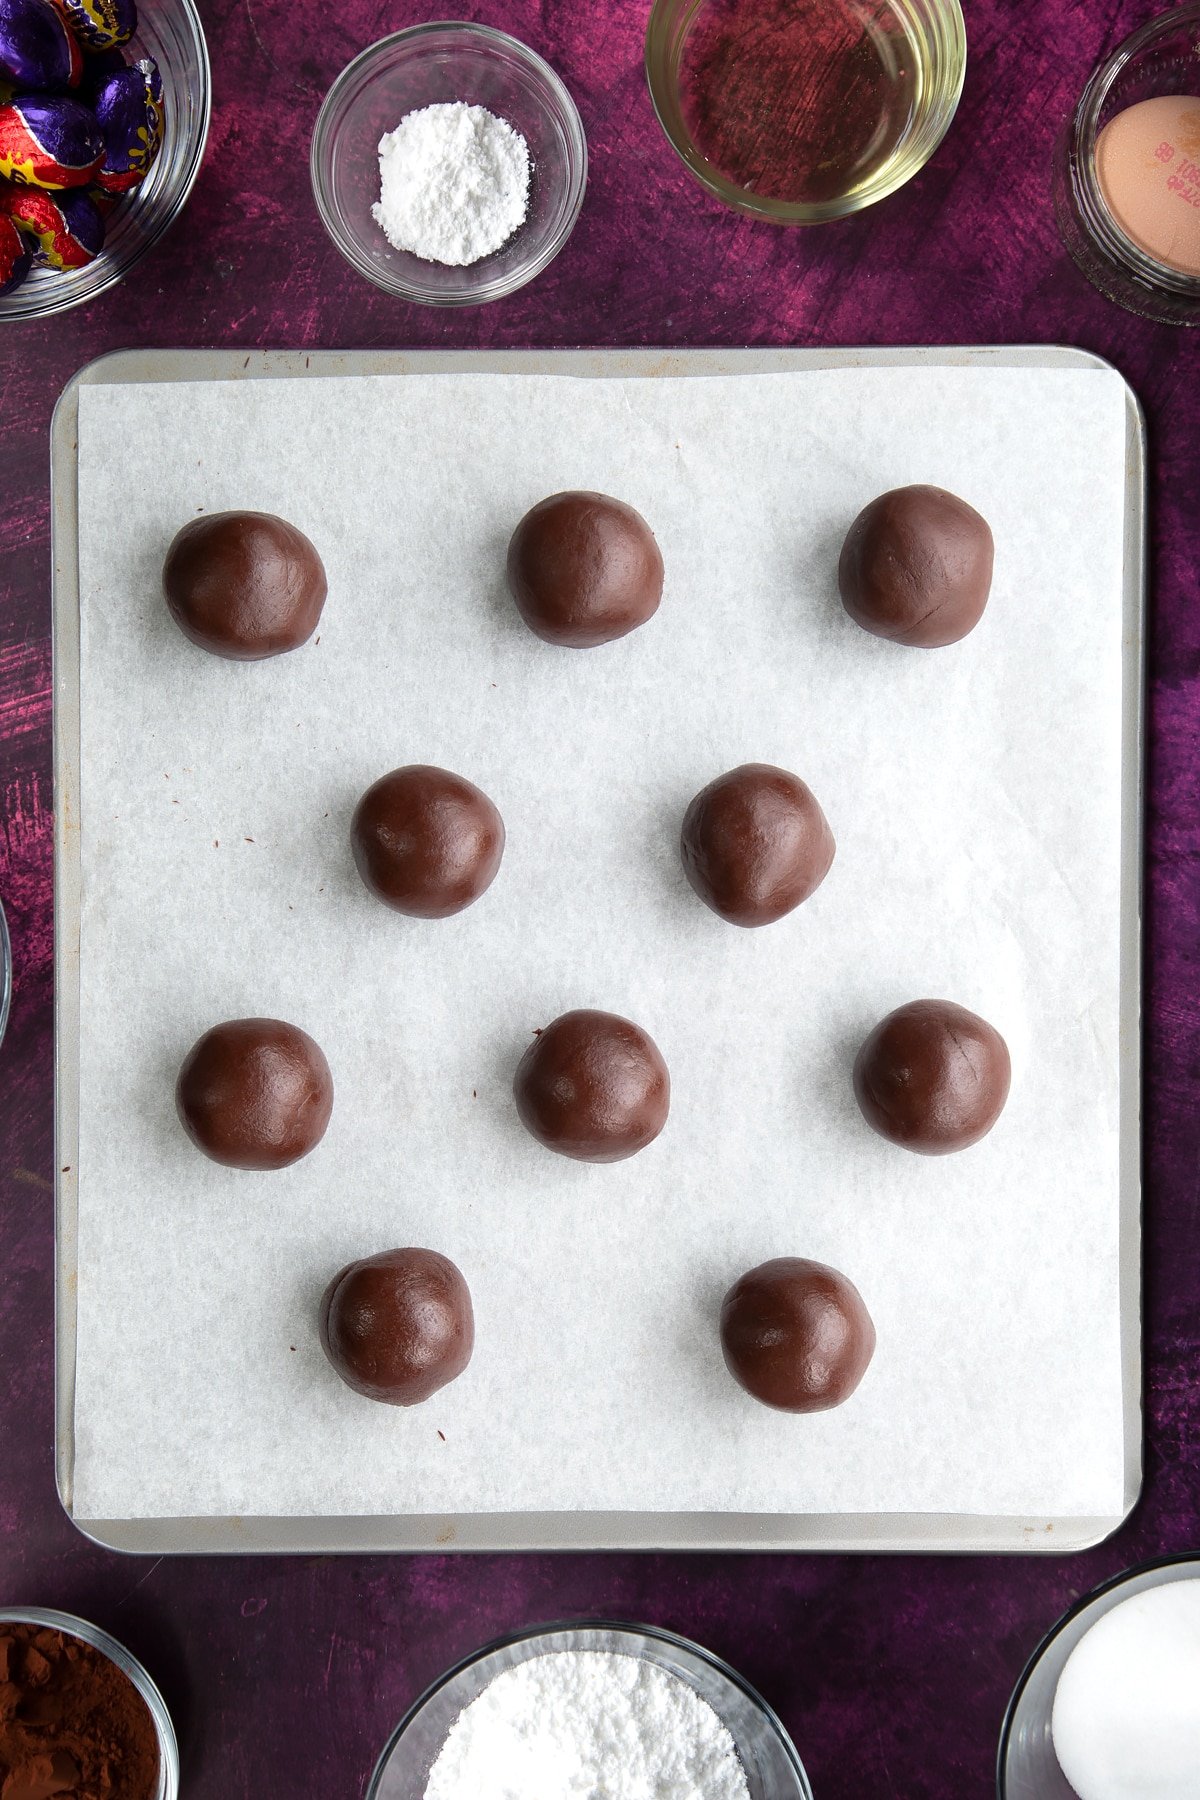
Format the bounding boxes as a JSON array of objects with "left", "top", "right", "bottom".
[
  {"left": 506, "top": 491, "right": 664, "bottom": 648},
  {"left": 853, "top": 998, "right": 1011, "bottom": 1154},
  {"left": 162, "top": 510, "right": 327, "bottom": 660},
  {"left": 320, "top": 1248, "right": 474, "bottom": 1406},
  {"left": 837, "top": 484, "right": 994, "bottom": 648},
  {"left": 176, "top": 1017, "right": 334, "bottom": 1170},
  {"left": 720, "top": 1257, "right": 876, "bottom": 1413},
  {"left": 351, "top": 765, "right": 504, "bottom": 919},
  {"left": 681, "top": 762, "right": 835, "bottom": 927},
  {"left": 513, "top": 1009, "right": 670, "bottom": 1163}
]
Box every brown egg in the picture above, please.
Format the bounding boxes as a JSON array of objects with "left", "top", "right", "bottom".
[
  {"left": 162, "top": 511, "right": 327, "bottom": 660},
  {"left": 319, "top": 1248, "right": 474, "bottom": 1405},
  {"left": 506, "top": 491, "right": 664, "bottom": 648},
  {"left": 680, "top": 763, "right": 835, "bottom": 926},
  {"left": 513, "top": 1009, "right": 670, "bottom": 1162},
  {"left": 720, "top": 1257, "right": 876, "bottom": 1413},
  {"left": 175, "top": 1018, "right": 333, "bottom": 1170},
  {"left": 351, "top": 765, "right": 505, "bottom": 919},
  {"left": 838, "top": 485, "right": 994, "bottom": 648},
  {"left": 853, "top": 998, "right": 1011, "bottom": 1153}
]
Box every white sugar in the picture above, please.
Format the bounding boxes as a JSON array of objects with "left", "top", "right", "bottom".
[
  {"left": 372, "top": 101, "right": 530, "bottom": 267},
  {"left": 1051, "top": 1579, "right": 1200, "bottom": 1800},
  {"left": 423, "top": 1651, "right": 752, "bottom": 1800}
]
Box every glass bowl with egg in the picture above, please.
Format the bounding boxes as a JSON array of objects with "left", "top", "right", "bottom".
[
  {"left": 366, "top": 1620, "right": 813, "bottom": 1799},
  {"left": 1053, "top": 3, "right": 1200, "bottom": 325},
  {"left": 310, "top": 22, "right": 587, "bottom": 306}
]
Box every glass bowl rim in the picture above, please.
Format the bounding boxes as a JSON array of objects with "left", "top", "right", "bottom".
[
  {"left": 309, "top": 19, "right": 588, "bottom": 307},
  {"left": 0, "top": 893, "right": 10, "bottom": 1045},
  {"left": 366, "top": 1616, "right": 812, "bottom": 1799},
  {"left": 0, "top": 0, "right": 212, "bottom": 322},
  {"left": 1065, "top": 2, "right": 1200, "bottom": 297},
  {"left": 0, "top": 1605, "right": 180, "bottom": 1797},
  {"left": 643, "top": 0, "right": 967, "bottom": 225},
  {"left": 995, "top": 1551, "right": 1200, "bottom": 1797}
]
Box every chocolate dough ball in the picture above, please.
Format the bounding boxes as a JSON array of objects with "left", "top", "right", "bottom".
[
  {"left": 837, "top": 485, "right": 994, "bottom": 648},
  {"left": 351, "top": 765, "right": 504, "bottom": 919},
  {"left": 506, "top": 491, "right": 664, "bottom": 648},
  {"left": 320, "top": 1248, "right": 474, "bottom": 1405},
  {"left": 853, "top": 998, "right": 1011, "bottom": 1154},
  {"left": 721, "top": 1257, "right": 876, "bottom": 1413},
  {"left": 176, "top": 1017, "right": 333, "bottom": 1169},
  {"left": 680, "top": 762, "right": 835, "bottom": 927},
  {"left": 513, "top": 1009, "right": 670, "bottom": 1162},
  {"left": 163, "top": 510, "right": 327, "bottom": 660}
]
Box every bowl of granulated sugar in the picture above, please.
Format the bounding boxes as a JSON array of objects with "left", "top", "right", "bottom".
[
  {"left": 999, "top": 1556, "right": 1200, "bottom": 1800},
  {"left": 365, "top": 1620, "right": 813, "bottom": 1800},
  {"left": 311, "top": 21, "right": 587, "bottom": 306}
]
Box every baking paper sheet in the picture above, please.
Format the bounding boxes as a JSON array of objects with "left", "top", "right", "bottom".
[{"left": 71, "top": 366, "right": 1129, "bottom": 1521}]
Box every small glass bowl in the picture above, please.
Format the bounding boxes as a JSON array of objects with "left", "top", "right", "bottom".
[
  {"left": 645, "top": 0, "right": 966, "bottom": 224},
  {"left": 0, "top": 0, "right": 211, "bottom": 322},
  {"left": 0, "top": 1606, "right": 179, "bottom": 1799},
  {"left": 1054, "top": 4, "right": 1200, "bottom": 325},
  {"left": 998, "top": 1555, "right": 1200, "bottom": 1798},
  {"left": 0, "top": 895, "right": 10, "bottom": 1047},
  {"left": 311, "top": 22, "right": 587, "bottom": 306},
  {"left": 367, "top": 1620, "right": 812, "bottom": 1799}
]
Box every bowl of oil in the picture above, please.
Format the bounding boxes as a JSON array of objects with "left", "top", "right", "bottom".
[{"left": 646, "top": 0, "right": 966, "bottom": 223}]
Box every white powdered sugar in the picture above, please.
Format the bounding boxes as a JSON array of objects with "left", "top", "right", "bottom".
[
  {"left": 372, "top": 101, "right": 530, "bottom": 267},
  {"left": 423, "top": 1651, "right": 752, "bottom": 1800}
]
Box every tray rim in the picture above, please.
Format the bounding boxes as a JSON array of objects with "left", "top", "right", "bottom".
[{"left": 51, "top": 344, "right": 1145, "bottom": 1555}]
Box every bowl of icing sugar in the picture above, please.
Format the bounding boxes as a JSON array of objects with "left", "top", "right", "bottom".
[
  {"left": 999, "top": 1555, "right": 1200, "bottom": 1800},
  {"left": 367, "top": 1621, "right": 813, "bottom": 1800},
  {"left": 311, "top": 21, "right": 587, "bottom": 306}
]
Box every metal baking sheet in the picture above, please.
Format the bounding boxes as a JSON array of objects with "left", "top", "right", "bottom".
[{"left": 51, "top": 346, "right": 1144, "bottom": 1554}]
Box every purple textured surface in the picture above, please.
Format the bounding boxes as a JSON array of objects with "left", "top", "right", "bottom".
[{"left": 0, "top": 1, "right": 1198, "bottom": 1795}]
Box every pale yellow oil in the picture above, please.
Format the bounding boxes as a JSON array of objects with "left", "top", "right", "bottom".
[{"left": 679, "top": 0, "right": 933, "bottom": 206}]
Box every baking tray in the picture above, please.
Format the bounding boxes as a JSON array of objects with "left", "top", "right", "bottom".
[{"left": 51, "top": 345, "right": 1145, "bottom": 1554}]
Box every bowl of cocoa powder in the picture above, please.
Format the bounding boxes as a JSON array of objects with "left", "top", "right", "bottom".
[{"left": 0, "top": 1609, "right": 177, "bottom": 1800}]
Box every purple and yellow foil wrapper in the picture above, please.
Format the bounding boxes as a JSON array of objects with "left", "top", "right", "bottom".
[
  {"left": 92, "top": 53, "right": 159, "bottom": 192},
  {"left": 0, "top": 208, "right": 31, "bottom": 290},
  {"left": 0, "top": 0, "right": 81, "bottom": 90},
  {"left": 0, "top": 92, "right": 103, "bottom": 187},
  {"left": 57, "top": 0, "right": 134, "bottom": 52},
  {"left": 0, "top": 178, "right": 101, "bottom": 265}
]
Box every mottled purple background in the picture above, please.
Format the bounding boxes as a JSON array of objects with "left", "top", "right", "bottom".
[{"left": 1, "top": 0, "right": 1198, "bottom": 1794}]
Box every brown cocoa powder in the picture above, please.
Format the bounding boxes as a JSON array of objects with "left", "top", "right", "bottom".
[{"left": 0, "top": 1624, "right": 159, "bottom": 1800}]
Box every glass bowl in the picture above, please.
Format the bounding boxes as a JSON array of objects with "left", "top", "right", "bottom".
[
  {"left": 0, "top": 894, "right": 9, "bottom": 1047},
  {"left": 998, "top": 1555, "right": 1200, "bottom": 1798},
  {"left": 367, "top": 1620, "right": 813, "bottom": 1799},
  {"left": 310, "top": 22, "right": 587, "bottom": 306},
  {"left": 645, "top": 0, "right": 966, "bottom": 224},
  {"left": 1053, "top": 4, "right": 1200, "bottom": 326},
  {"left": 0, "top": 1606, "right": 179, "bottom": 1798},
  {"left": 0, "top": 0, "right": 211, "bottom": 321}
]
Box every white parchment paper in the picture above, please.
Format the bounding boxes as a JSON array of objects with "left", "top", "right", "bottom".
[{"left": 72, "top": 366, "right": 1129, "bottom": 1521}]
